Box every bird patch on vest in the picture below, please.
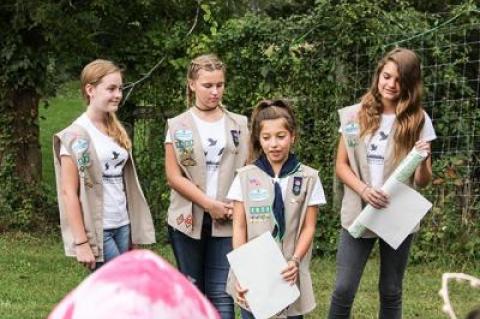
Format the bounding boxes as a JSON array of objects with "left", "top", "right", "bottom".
[
  {"left": 230, "top": 130, "right": 240, "bottom": 147},
  {"left": 248, "top": 188, "right": 269, "bottom": 201},
  {"left": 292, "top": 176, "right": 303, "bottom": 195},
  {"left": 249, "top": 206, "right": 272, "bottom": 222},
  {"left": 174, "top": 129, "right": 197, "bottom": 166}
]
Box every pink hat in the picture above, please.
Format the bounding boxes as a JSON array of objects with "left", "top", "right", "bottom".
[{"left": 49, "top": 250, "right": 220, "bottom": 319}]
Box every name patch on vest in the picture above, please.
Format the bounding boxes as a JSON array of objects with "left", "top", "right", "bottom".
[
  {"left": 248, "top": 188, "right": 269, "bottom": 201},
  {"left": 249, "top": 206, "right": 271, "bottom": 222}
]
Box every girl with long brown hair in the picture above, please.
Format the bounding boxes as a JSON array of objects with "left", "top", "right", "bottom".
[
  {"left": 53, "top": 59, "right": 155, "bottom": 271},
  {"left": 327, "top": 48, "right": 437, "bottom": 318}
]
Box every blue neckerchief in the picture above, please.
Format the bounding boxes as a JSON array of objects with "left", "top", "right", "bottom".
[{"left": 254, "top": 153, "right": 300, "bottom": 240}]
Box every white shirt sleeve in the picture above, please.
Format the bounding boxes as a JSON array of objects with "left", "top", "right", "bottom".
[
  {"left": 308, "top": 175, "right": 327, "bottom": 206},
  {"left": 420, "top": 112, "right": 437, "bottom": 142},
  {"left": 60, "top": 144, "right": 71, "bottom": 156},
  {"left": 165, "top": 129, "right": 172, "bottom": 143},
  {"left": 226, "top": 175, "right": 243, "bottom": 202}
]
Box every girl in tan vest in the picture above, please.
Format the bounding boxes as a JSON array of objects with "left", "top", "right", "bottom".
[
  {"left": 327, "top": 48, "right": 437, "bottom": 318},
  {"left": 53, "top": 59, "right": 155, "bottom": 271},
  {"left": 165, "top": 54, "right": 249, "bottom": 318},
  {"left": 227, "top": 99, "right": 327, "bottom": 319}
]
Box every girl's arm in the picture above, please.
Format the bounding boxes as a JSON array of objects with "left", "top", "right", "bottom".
[
  {"left": 60, "top": 155, "right": 96, "bottom": 270},
  {"left": 232, "top": 200, "right": 249, "bottom": 303},
  {"left": 165, "top": 143, "right": 230, "bottom": 220},
  {"left": 413, "top": 140, "right": 433, "bottom": 188},
  {"left": 232, "top": 200, "right": 247, "bottom": 249},
  {"left": 282, "top": 205, "right": 317, "bottom": 284},
  {"left": 336, "top": 137, "right": 388, "bottom": 209}
]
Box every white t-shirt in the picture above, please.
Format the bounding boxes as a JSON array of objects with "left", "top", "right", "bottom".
[
  {"left": 60, "top": 113, "right": 130, "bottom": 229},
  {"left": 165, "top": 111, "right": 226, "bottom": 199},
  {"left": 364, "top": 112, "right": 437, "bottom": 188},
  {"left": 227, "top": 173, "right": 327, "bottom": 206}
]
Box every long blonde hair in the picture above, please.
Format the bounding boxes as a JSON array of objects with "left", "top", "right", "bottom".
[
  {"left": 186, "top": 54, "right": 226, "bottom": 107},
  {"left": 359, "top": 48, "right": 425, "bottom": 162},
  {"left": 80, "top": 59, "right": 132, "bottom": 149}
]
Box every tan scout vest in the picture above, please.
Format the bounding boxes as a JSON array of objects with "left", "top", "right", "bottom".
[
  {"left": 226, "top": 164, "right": 318, "bottom": 317},
  {"left": 166, "top": 108, "right": 249, "bottom": 239},
  {"left": 338, "top": 103, "right": 417, "bottom": 238},
  {"left": 53, "top": 123, "right": 156, "bottom": 262}
]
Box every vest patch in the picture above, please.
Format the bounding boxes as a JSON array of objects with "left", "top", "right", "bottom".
[
  {"left": 249, "top": 206, "right": 272, "bottom": 222},
  {"left": 344, "top": 121, "right": 360, "bottom": 148},
  {"left": 230, "top": 130, "right": 240, "bottom": 147},
  {"left": 174, "top": 129, "right": 197, "bottom": 166},
  {"left": 248, "top": 188, "right": 269, "bottom": 201},
  {"left": 72, "top": 138, "right": 89, "bottom": 154},
  {"left": 176, "top": 213, "right": 193, "bottom": 229},
  {"left": 292, "top": 176, "right": 303, "bottom": 195}
]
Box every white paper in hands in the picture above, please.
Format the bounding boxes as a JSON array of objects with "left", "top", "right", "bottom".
[
  {"left": 227, "top": 232, "right": 300, "bottom": 319},
  {"left": 357, "top": 179, "right": 432, "bottom": 249}
]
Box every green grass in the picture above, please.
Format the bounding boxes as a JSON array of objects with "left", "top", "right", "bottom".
[
  {"left": 0, "top": 233, "right": 478, "bottom": 319},
  {"left": 39, "top": 81, "right": 85, "bottom": 193}
]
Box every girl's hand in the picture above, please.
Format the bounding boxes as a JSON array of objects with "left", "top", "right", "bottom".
[
  {"left": 235, "top": 281, "right": 249, "bottom": 306},
  {"left": 415, "top": 139, "right": 431, "bottom": 160},
  {"left": 207, "top": 200, "right": 233, "bottom": 222},
  {"left": 361, "top": 186, "right": 389, "bottom": 209},
  {"left": 281, "top": 260, "right": 299, "bottom": 285},
  {"left": 75, "top": 243, "right": 96, "bottom": 270}
]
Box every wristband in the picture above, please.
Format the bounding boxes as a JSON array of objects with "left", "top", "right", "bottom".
[
  {"left": 75, "top": 239, "right": 89, "bottom": 246},
  {"left": 290, "top": 254, "right": 300, "bottom": 267}
]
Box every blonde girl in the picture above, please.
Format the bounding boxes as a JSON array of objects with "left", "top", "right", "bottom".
[
  {"left": 53, "top": 59, "right": 155, "bottom": 270},
  {"left": 164, "top": 54, "right": 249, "bottom": 319}
]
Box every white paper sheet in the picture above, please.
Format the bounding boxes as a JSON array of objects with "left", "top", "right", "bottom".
[
  {"left": 227, "top": 232, "right": 300, "bottom": 319},
  {"left": 356, "top": 179, "right": 432, "bottom": 249},
  {"left": 348, "top": 147, "right": 429, "bottom": 238}
]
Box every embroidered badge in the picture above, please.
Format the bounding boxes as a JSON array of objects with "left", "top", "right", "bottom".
[
  {"left": 292, "top": 176, "right": 303, "bottom": 195},
  {"left": 71, "top": 138, "right": 93, "bottom": 188},
  {"left": 344, "top": 117, "right": 360, "bottom": 148},
  {"left": 249, "top": 206, "right": 271, "bottom": 222},
  {"left": 71, "top": 138, "right": 89, "bottom": 154},
  {"left": 248, "top": 188, "right": 269, "bottom": 201},
  {"left": 176, "top": 214, "right": 184, "bottom": 225},
  {"left": 248, "top": 177, "right": 261, "bottom": 187},
  {"left": 180, "top": 149, "right": 197, "bottom": 166},
  {"left": 174, "top": 129, "right": 193, "bottom": 141},
  {"left": 174, "top": 129, "right": 197, "bottom": 166},
  {"left": 176, "top": 214, "right": 193, "bottom": 229},
  {"left": 230, "top": 130, "right": 240, "bottom": 147}
]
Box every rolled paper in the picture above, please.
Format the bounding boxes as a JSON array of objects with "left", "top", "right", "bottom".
[{"left": 348, "top": 147, "right": 428, "bottom": 238}]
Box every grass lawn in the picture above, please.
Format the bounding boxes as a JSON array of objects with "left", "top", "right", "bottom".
[
  {"left": 0, "top": 232, "right": 478, "bottom": 319},
  {"left": 39, "top": 81, "right": 84, "bottom": 193},
  {"left": 28, "top": 82, "right": 478, "bottom": 318}
]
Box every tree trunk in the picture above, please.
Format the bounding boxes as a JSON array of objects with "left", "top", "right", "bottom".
[{"left": 9, "top": 88, "right": 42, "bottom": 185}]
